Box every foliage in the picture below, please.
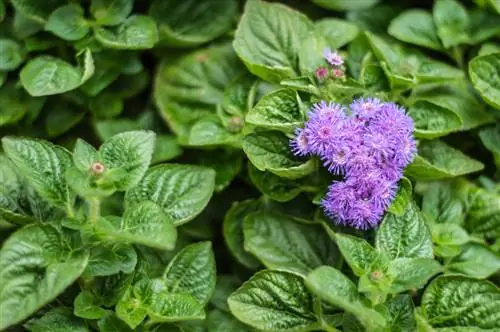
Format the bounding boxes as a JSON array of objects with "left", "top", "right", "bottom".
[{"left": 0, "top": 0, "right": 499, "bottom": 331}]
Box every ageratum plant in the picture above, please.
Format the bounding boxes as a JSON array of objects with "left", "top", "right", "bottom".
[{"left": 1, "top": 0, "right": 500, "bottom": 331}]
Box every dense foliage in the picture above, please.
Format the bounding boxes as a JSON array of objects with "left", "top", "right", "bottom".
[{"left": 1, "top": 0, "right": 500, "bottom": 331}]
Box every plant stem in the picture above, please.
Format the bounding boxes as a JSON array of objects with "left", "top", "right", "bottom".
[
  {"left": 66, "top": 201, "right": 75, "bottom": 218},
  {"left": 89, "top": 198, "right": 100, "bottom": 223}
]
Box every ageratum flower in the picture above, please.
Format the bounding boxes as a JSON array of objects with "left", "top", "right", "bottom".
[
  {"left": 290, "top": 97, "right": 416, "bottom": 229},
  {"left": 323, "top": 48, "right": 344, "bottom": 67}
]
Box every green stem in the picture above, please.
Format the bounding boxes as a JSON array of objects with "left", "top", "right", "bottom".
[
  {"left": 66, "top": 201, "right": 75, "bottom": 218},
  {"left": 88, "top": 198, "right": 100, "bottom": 223}
]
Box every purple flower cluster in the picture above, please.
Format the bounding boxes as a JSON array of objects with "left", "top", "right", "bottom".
[
  {"left": 290, "top": 98, "right": 416, "bottom": 229},
  {"left": 315, "top": 48, "right": 345, "bottom": 81}
]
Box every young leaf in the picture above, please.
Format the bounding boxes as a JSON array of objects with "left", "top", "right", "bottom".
[
  {"left": 447, "top": 243, "right": 500, "bottom": 279},
  {"left": 243, "top": 211, "right": 340, "bottom": 276},
  {"left": 305, "top": 266, "right": 387, "bottom": 330},
  {"left": 45, "top": 4, "right": 89, "bottom": 41},
  {"left": 388, "top": 10, "right": 442, "bottom": 51},
  {"left": 421, "top": 180, "right": 466, "bottom": 225},
  {"left": 147, "top": 293, "right": 206, "bottom": 324},
  {"left": 94, "top": 15, "right": 159, "bottom": 50},
  {"left": 91, "top": 0, "right": 133, "bottom": 26},
  {"left": 388, "top": 177, "right": 413, "bottom": 216},
  {"left": 74, "top": 291, "right": 108, "bottom": 320},
  {"left": 334, "top": 233, "right": 378, "bottom": 277},
  {"left": 20, "top": 49, "right": 94, "bottom": 96},
  {"left": 385, "top": 295, "right": 417, "bottom": 331},
  {"left": 315, "top": 18, "right": 359, "bottom": 49},
  {"left": 408, "top": 101, "right": 462, "bottom": 139},
  {"left": 0, "top": 225, "right": 89, "bottom": 330},
  {"left": 2, "top": 137, "right": 73, "bottom": 209},
  {"left": 433, "top": 0, "right": 470, "bottom": 48},
  {"left": 233, "top": 0, "right": 313, "bottom": 83},
  {"left": 405, "top": 139, "right": 484, "bottom": 180},
  {"left": 162, "top": 241, "right": 216, "bottom": 305},
  {"left": 125, "top": 164, "right": 216, "bottom": 226},
  {"left": 73, "top": 139, "right": 99, "bottom": 173},
  {"left": 97, "top": 202, "right": 177, "bottom": 250},
  {"left": 387, "top": 258, "right": 442, "bottom": 293},
  {"left": 228, "top": 270, "right": 318, "bottom": 331},
  {"left": 223, "top": 199, "right": 261, "bottom": 269},
  {"left": 246, "top": 88, "right": 302, "bottom": 133},
  {"left": 98, "top": 130, "right": 155, "bottom": 190},
  {"left": 83, "top": 244, "right": 137, "bottom": 277},
  {"left": 25, "top": 308, "right": 88, "bottom": 332},
  {"left": 469, "top": 53, "right": 500, "bottom": 110},
  {"left": 376, "top": 202, "right": 434, "bottom": 260},
  {"left": 149, "top": 0, "right": 238, "bottom": 47},
  {"left": 0, "top": 38, "right": 25, "bottom": 71},
  {"left": 421, "top": 276, "right": 500, "bottom": 329},
  {"left": 187, "top": 116, "right": 240, "bottom": 148},
  {"left": 243, "top": 131, "right": 315, "bottom": 179}
]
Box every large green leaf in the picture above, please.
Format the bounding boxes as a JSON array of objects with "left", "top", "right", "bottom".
[
  {"left": 376, "top": 202, "right": 434, "bottom": 260},
  {"left": 233, "top": 0, "right": 312, "bottom": 83},
  {"left": 10, "top": 0, "right": 65, "bottom": 23},
  {"left": 242, "top": 131, "right": 315, "bottom": 179},
  {"left": 408, "top": 101, "right": 462, "bottom": 139},
  {"left": 433, "top": 0, "right": 470, "bottom": 48},
  {"left": 315, "top": 18, "right": 359, "bottom": 49},
  {"left": 248, "top": 164, "right": 303, "bottom": 202},
  {"left": 97, "top": 202, "right": 177, "bottom": 250},
  {"left": 386, "top": 258, "right": 442, "bottom": 293},
  {"left": 311, "top": 0, "right": 379, "bottom": 11},
  {"left": 243, "top": 211, "right": 339, "bottom": 276},
  {"left": 26, "top": 308, "right": 88, "bottom": 332},
  {"left": 83, "top": 244, "right": 136, "bottom": 277},
  {"left": 223, "top": 199, "right": 261, "bottom": 269},
  {"left": 98, "top": 130, "right": 156, "bottom": 191},
  {"left": 469, "top": 53, "right": 500, "bottom": 110},
  {"left": 207, "top": 309, "right": 253, "bottom": 332},
  {"left": 479, "top": 124, "right": 500, "bottom": 167},
  {"left": 388, "top": 10, "right": 442, "bottom": 51},
  {"left": 305, "top": 266, "right": 386, "bottom": 329},
  {"left": 94, "top": 15, "right": 159, "bottom": 50},
  {"left": 465, "top": 187, "right": 500, "bottom": 238},
  {"left": 385, "top": 295, "right": 417, "bottom": 332},
  {"left": 149, "top": 0, "right": 237, "bottom": 47},
  {"left": 0, "top": 225, "right": 89, "bottom": 330},
  {"left": 125, "top": 164, "right": 216, "bottom": 226},
  {"left": 421, "top": 276, "right": 500, "bottom": 329},
  {"left": 74, "top": 290, "right": 108, "bottom": 320},
  {"left": 420, "top": 180, "right": 466, "bottom": 225},
  {"left": 45, "top": 4, "right": 89, "bottom": 41},
  {"left": 0, "top": 38, "right": 25, "bottom": 71},
  {"left": 447, "top": 243, "right": 500, "bottom": 279},
  {"left": 2, "top": 137, "right": 73, "bottom": 209},
  {"left": 163, "top": 241, "right": 216, "bottom": 305},
  {"left": 334, "top": 233, "right": 378, "bottom": 277},
  {"left": 91, "top": 0, "right": 133, "bottom": 26},
  {"left": 228, "top": 270, "right": 318, "bottom": 331},
  {"left": 405, "top": 140, "right": 484, "bottom": 181}
]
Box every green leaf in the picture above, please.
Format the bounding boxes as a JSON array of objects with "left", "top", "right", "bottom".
[
  {"left": 73, "top": 139, "right": 98, "bottom": 173},
  {"left": 98, "top": 202, "right": 177, "bottom": 250},
  {"left": 84, "top": 244, "right": 136, "bottom": 277},
  {"left": 376, "top": 202, "right": 434, "bottom": 260},
  {"left": 149, "top": 0, "right": 238, "bottom": 47},
  {"left": 91, "top": 0, "right": 133, "bottom": 26},
  {"left": 334, "top": 233, "right": 378, "bottom": 277},
  {"left": 433, "top": 0, "right": 470, "bottom": 48},
  {"left": 465, "top": 187, "right": 500, "bottom": 238},
  {"left": 246, "top": 88, "right": 302, "bottom": 132},
  {"left": 210, "top": 275, "right": 240, "bottom": 312},
  {"left": 187, "top": 116, "right": 240, "bottom": 148},
  {"left": 98, "top": 313, "right": 133, "bottom": 332},
  {"left": 243, "top": 131, "right": 315, "bottom": 179},
  {"left": 0, "top": 38, "right": 25, "bottom": 71},
  {"left": 228, "top": 270, "right": 318, "bottom": 331},
  {"left": 388, "top": 10, "right": 442, "bottom": 51},
  {"left": 387, "top": 258, "right": 442, "bottom": 293},
  {"left": 243, "top": 211, "right": 339, "bottom": 276},
  {"left": 207, "top": 309, "right": 253, "bottom": 332},
  {"left": 388, "top": 177, "right": 413, "bottom": 216},
  {"left": 248, "top": 164, "right": 303, "bottom": 202},
  {"left": 74, "top": 291, "right": 108, "bottom": 320},
  {"left": 94, "top": 119, "right": 143, "bottom": 141},
  {"left": 95, "top": 15, "right": 159, "bottom": 50},
  {"left": 408, "top": 101, "right": 462, "bottom": 139},
  {"left": 0, "top": 225, "right": 89, "bottom": 330},
  {"left": 115, "top": 287, "right": 148, "bottom": 328},
  {"left": 10, "top": 0, "right": 65, "bottom": 23},
  {"left": 233, "top": 0, "right": 313, "bottom": 83},
  {"left": 89, "top": 93, "right": 124, "bottom": 119},
  {"left": 147, "top": 293, "right": 206, "bottom": 324},
  {"left": 20, "top": 49, "right": 94, "bottom": 96},
  {"left": 385, "top": 295, "right": 417, "bottom": 332},
  {"left": 125, "top": 164, "right": 216, "bottom": 226},
  {"left": 45, "top": 4, "right": 89, "bottom": 41},
  {"left": 421, "top": 180, "right": 466, "bottom": 225},
  {"left": 2, "top": 137, "right": 73, "bottom": 209},
  {"left": 311, "top": 0, "right": 379, "bottom": 11},
  {"left": 405, "top": 140, "right": 484, "bottom": 180},
  {"left": 421, "top": 275, "right": 500, "bottom": 329},
  {"left": 479, "top": 124, "right": 500, "bottom": 167},
  {"left": 45, "top": 105, "right": 85, "bottom": 138},
  {"left": 447, "top": 243, "right": 500, "bottom": 279},
  {"left": 315, "top": 18, "right": 359, "bottom": 49},
  {"left": 152, "top": 135, "right": 182, "bottom": 164},
  {"left": 98, "top": 130, "right": 155, "bottom": 191},
  {"left": 223, "top": 199, "right": 261, "bottom": 269},
  {"left": 469, "top": 53, "right": 500, "bottom": 110},
  {"left": 163, "top": 241, "right": 216, "bottom": 305},
  {"left": 26, "top": 308, "right": 88, "bottom": 332},
  {"left": 305, "top": 266, "right": 386, "bottom": 329},
  {"left": 0, "top": 83, "right": 30, "bottom": 126}
]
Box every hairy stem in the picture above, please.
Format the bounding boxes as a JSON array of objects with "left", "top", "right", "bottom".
[{"left": 89, "top": 198, "right": 100, "bottom": 223}]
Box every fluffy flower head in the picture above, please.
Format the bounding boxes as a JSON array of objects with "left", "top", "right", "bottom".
[{"left": 323, "top": 48, "right": 344, "bottom": 66}]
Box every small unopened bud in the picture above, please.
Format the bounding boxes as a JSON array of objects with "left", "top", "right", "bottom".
[
  {"left": 315, "top": 66, "right": 328, "bottom": 81},
  {"left": 371, "top": 270, "right": 384, "bottom": 280},
  {"left": 227, "top": 116, "right": 243, "bottom": 132},
  {"left": 91, "top": 162, "right": 105, "bottom": 174},
  {"left": 197, "top": 54, "right": 208, "bottom": 62},
  {"left": 332, "top": 68, "right": 344, "bottom": 78}
]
